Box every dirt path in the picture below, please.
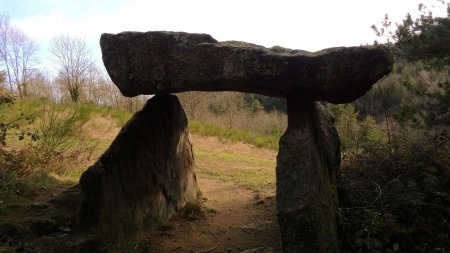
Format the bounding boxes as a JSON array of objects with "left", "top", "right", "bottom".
[
  {"left": 146, "top": 135, "right": 281, "bottom": 252},
  {"left": 147, "top": 178, "right": 281, "bottom": 253}
]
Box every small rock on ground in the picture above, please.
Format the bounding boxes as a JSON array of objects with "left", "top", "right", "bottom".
[{"left": 241, "top": 247, "right": 273, "bottom": 253}]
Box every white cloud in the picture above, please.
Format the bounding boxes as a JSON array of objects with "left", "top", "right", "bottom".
[{"left": 8, "top": 0, "right": 450, "bottom": 69}]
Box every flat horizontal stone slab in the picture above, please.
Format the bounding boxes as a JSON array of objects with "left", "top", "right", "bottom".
[{"left": 100, "top": 31, "right": 393, "bottom": 103}]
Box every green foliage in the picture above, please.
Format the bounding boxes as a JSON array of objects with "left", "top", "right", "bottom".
[
  {"left": 189, "top": 120, "right": 280, "bottom": 150},
  {"left": 247, "top": 98, "right": 264, "bottom": 114},
  {"left": 0, "top": 89, "right": 38, "bottom": 146},
  {"left": 326, "top": 103, "right": 359, "bottom": 152},
  {"left": 355, "top": 79, "right": 406, "bottom": 121},
  {"left": 197, "top": 164, "right": 274, "bottom": 191},
  {"left": 68, "top": 86, "right": 80, "bottom": 103},
  {"left": 30, "top": 103, "right": 89, "bottom": 165},
  {"left": 176, "top": 190, "right": 208, "bottom": 221},
  {"left": 371, "top": 2, "right": 450, "bottom": 129},
  {"left": 372, "top": 2, "right": 450, "bottom": 66},
  {"left": 0, "top": 98, "right": 126, "bottom": 170},
  {"left": 340, "top": 131, "right": 450, "bottom": 252},
  {"left": 396, "top": 80, "right": 450, "bottom": 128},
  {"left": 359, "top": 115, "right": 387, "bottom": 146},
  {"left": 243, "top": 94, "right": 287, "bottom": 113},
  {"left": 75, "top": 102, "right": 131, "bottom": 126},
  {"left": 396, "top": 15, "right": 450, "bottom": 67},
  {"left": 341, "top": 6, "right": 450, "bottom": 250}
]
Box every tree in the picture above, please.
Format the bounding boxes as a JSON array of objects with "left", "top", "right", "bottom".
[
  {"left": 0, "top": 71, "right": 4, "bottom": 85},
  {"left": 178, "top": 91, "right": 204, "bottom": 119},
  {"left": 26, "top": 70, "right": 56, "bottom": 100},
  {"left": 208, "top": 92, "right": 244, "bottom": 128},
  {"left": 326, "top": 103, "right": 359, "bottom": 153},
  {"left": 358, "top": 115, "right": 387, "bottom": 146},
  {"left": 0, "top": 13, "right": 12, "bottom": 93},
  {"left": 50, "top": 35, "right": 94, "bottom": 102},
  {"left": 84, "top": 64, "right": 104, "bottom": 105},
  {"left": 0, "top": 13, "right": 38, "bottom": 98},
  {"left": 7, "top": 28, "right": 38, "bottom": 98},
  {"left": 372, "top": 2, "right": 450, "bottom": 128},
  {"left": 244, "top": 93, "right": 286, "bottom": 113}
]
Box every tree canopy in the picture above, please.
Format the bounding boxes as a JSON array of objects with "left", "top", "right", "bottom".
[{"left": 372, "top": 2, "right": 450, "bottom": 128}]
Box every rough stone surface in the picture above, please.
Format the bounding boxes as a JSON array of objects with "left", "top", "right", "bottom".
[
  {"left": 276, "top": 97, "right": 341, "bottom": 253},
  {"left": 100, "top": 31, "right": 393, "bottom": 103},
  {"left": 79, "top": 94, "right": 197, "bottom": 242}
]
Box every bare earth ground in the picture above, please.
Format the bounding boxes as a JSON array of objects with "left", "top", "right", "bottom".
[
  {"left": 0, "top": 132, "right": 282, "bottom": 252},
  {"left": 146, "top": 178, "right": 281, "bottom": 253},
  {"left": 145, "top": 135, "right": 281, "bottom": 252}
]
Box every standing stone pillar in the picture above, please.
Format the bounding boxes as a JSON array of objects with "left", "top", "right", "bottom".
[
  {"left": 276, "top": 96, "right": 341, "bottom": 253},
  {"left": 79, "top": 94, "right": 197, "bottom": 242}
]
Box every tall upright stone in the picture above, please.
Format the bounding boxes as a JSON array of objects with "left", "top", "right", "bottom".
[
  {"left": 79, "top": 94, "right": 197, "bottom": 242},
  {"left": 276, "top": 97, "right": 341, "bottom": 253}
]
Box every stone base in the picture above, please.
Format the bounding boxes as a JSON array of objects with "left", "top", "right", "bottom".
[
  {"left": 276, "top": 99, "right": 341, "bottom": 253},
  {"left": 79, "top": 94, "right": 197, "bottom": 242}
]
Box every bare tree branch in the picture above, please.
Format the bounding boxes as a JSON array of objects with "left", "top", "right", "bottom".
[
  {"left": 50, "top": 35, "right": 94, "bottom": 102},
  {"left": 0, "top": 12, "right": 38, "bottom": 98}
]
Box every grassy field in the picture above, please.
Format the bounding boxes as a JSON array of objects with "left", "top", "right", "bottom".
[
  {"left": 0, "top": 98, "right": 277, "bottom": 205},
  {"left": 195, "top": 145, "right": 276, "bottom": 191},
  {"left": 189, "top": 120, "right": 281, "bottom": 150}
]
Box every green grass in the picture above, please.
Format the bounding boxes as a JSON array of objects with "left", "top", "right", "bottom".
[
  {"left": 189, "top": 120, "right": 281, "bottom": 150},
  {"left": 1, "top": 98, "right": 131, "bottom": 129},
  {"left": 1, "top": 97, "right": 279, "bottom": 196},
  {"left": 193, "top": 148, "right": 276, "bottom": 191},
  {"left": 196, "top": 165, "right": 275, "bottom": 191},
  {"left": 194, "top": 148, "right": 273, "bottom": 167},
  {"left": 2, "top": 98, "right": 279, "bottom": 150},
  {"left": 76, "top": 102, "right": 131, "bottom": 126},
  {"left": 1, "top": 98, "right": 131, "bottom": 149}
]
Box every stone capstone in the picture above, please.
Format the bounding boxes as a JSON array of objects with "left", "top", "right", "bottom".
[
  {"left": 79, "top": 94, "right": 197, "bottom": 242},
  {"left": 100, "top": 31, "right": 393, "bottom": 103}
]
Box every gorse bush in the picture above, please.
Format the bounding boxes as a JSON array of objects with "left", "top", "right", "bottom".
[
  {"left": 0, "top": 89, "right": 38, "bottom": 146},
  {"left": 0, "top": 98, "right": 100, "bottom": 178},
  {"left": 358, "top": 115, "right": 388, "bottom": 149},
  {"left": 340, "top": 129, "right": 450, "bottom": 252},
  {"left": 326, "top": 103, "right": 388, "bottom": 157},
  {"left": 37, "top": 104, "right": 81, "bottom": 152},
  {"left": 30, "top": 103, "right": 92, "bottom": 165}
]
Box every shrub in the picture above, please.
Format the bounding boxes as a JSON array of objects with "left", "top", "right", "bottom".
[
  {"left": 358, "top": 115, "right": 388, "bottom": 148},
  {"left": 28, "top": 103, "right": 95, "bottom": 169},
  {"left": 340, "top": 129, "right": 450, "bottom": 252},
  {"left": 326, "top": 103, "right": 360, "bottom": 153}
]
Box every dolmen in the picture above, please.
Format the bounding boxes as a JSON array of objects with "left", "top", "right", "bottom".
[{"left": 79, "top": 31, "right": 393, "bottom": 252}]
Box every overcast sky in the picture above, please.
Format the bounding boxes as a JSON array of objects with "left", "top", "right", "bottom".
[{"left": 1, "top": 0, "right": 449, "bottom": 69}]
